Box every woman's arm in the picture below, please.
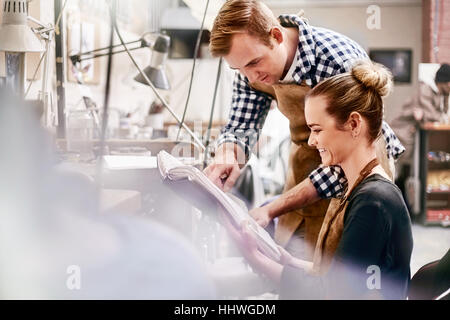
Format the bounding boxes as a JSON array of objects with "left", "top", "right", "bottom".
[{"left": 221, "top": 213, "right": 312, "bottom": 284}]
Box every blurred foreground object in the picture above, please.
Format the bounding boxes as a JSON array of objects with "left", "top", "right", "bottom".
[{"left": 0, "top": 88, "right": 215, "bottom": 299}]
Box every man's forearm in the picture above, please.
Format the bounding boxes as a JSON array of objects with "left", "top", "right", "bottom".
[{"left": 266, "top": 178, "right": 320, "bottom": 219}]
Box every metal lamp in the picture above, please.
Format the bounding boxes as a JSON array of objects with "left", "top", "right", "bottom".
[
  {"left": 133, "top": 34, "right": 170, "bottom": 90},
  {"left": 70, "top": 33, "right": 171, "bottom": 90},
  {"left": 0, "top": 0, "right": 44, "bottom": 94}
]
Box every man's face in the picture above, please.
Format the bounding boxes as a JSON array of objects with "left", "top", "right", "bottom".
[
  {"left": 224, "top": 31, "right": 288, "bottom": 85},
  {"left": 437, "top": 82, "right": 450, "bottom": 96}
]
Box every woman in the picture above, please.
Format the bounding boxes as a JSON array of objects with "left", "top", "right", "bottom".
[{"left": 225, "top": 61, "right": 413, "bottom": 299}]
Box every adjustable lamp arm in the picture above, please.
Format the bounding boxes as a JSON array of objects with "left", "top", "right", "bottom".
[{"left": 69, "top": 36, "right": 151, "bottom": 65}]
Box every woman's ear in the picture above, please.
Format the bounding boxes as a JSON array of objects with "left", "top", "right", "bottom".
[
  {"left": 270, "top": 27, "right": 284, "bottom": 44},
  {"left": 347, "top": 112, "right": 363, "bottom": 138}
]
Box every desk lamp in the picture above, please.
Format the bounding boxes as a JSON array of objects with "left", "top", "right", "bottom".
[
  {"left": 0, "top": 0, "right": 44, "bottom": 95},
  {"left": 70, "top": 33, "right": 170, "bottom": 90},
  {"left": 133, "top": 34, "right": 170, "bottom": 90}
]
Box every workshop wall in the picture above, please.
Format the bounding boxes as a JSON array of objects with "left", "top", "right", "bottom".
[
  {"left": 268, "top": 1, "right": 423, "bottom": 123},
  {"left": 0, "top": 1, "right": 426, "bottom": 131},
  {"left": 422, "top": 0, "right": 450, "bottom": 63}
]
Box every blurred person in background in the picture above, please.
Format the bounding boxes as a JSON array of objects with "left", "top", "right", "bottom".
[
  {"left": 391, "top": 63, "right": 450, "bottom": 210},
  {"left": 0, "top": 88, "right": 215, "bottom": 299}
]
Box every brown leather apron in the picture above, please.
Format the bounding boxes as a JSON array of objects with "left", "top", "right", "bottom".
[
  {"left": 311, "top": 158, "right": 380, "bottom": 275},
  {"left": 250, "top": 81, "right": 395, "bottom": 260},
  {"left": 250, "top": 82, "right": 329, "bottom": 259}
]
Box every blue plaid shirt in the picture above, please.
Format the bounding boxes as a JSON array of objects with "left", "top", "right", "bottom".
[{"left": 216, "top": 14, "right": 405, "bottom": 199}]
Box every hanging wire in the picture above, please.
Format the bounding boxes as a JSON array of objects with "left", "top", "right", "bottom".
[
  {"left": 94, "top": 0, "right": 116, "bottom": 209},
  {"left": 24, "top": 0, "right": 69, "bottom": 99},
  {"left": 203, "top": 57, "right": 222, "bottom": 169},
  {"left": 108, "top": 3, "right": 205, "bottom": 150},
  {"left": 23, "top": 50, "right": 46, "bottom": 98},
  {"left": 54, "top": 0, "right": 68, "bottom": 36},
  {"left": 176, "top": 0, "right": 211, "bottom": 141}
]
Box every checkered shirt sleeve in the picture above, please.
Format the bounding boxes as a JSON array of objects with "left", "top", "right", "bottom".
[
  {"left": 215, "top": 72, "right": 272, "bottom": 159},
  {"left": 309, "top": 165, "right": 348, "bottom": 199},
  {"left": 382, "top": 121, "right": 406, "bottom": 160}
]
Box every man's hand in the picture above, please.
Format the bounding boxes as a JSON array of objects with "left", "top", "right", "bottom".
[
  {"left": 204, "top": 143, "right": 243, "bottom": 192},
  {"left": 249, "top": 205, "right": 272, "bottom": 228},
  {"left": 249, "top": 178, "right": 321, "bottom": 228}
]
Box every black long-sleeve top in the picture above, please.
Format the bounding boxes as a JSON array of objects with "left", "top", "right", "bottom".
[{"left": 280, "top": 174, "right": 414, "bottom": 300}]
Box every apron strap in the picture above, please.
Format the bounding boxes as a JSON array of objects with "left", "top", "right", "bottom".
[
  {"left": 336, "top": 158, "right": 379, "bottom": 214},
  {"left": 352, "top": 158, "right": 379, "bottom": 194}
]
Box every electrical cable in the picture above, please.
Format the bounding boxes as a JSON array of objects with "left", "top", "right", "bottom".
[
  {"left": 95, "top": 0, "right": 115, "bottom": 208},
  {"left": 24, "top": 0, "right": 67, "bottom": 100},
  {"left": 54, "top": 0, "right": 68, "bottom": 36},
  {"left": 203, "top": 57, "right": 222, "bottom": 169},
  {"left": 23, "top": 50, "right": 46, "bottom": 98},
  {"left": 107, "top": 4, "right": 205, "bottom": 150},
  {"left": 176, "top": 0, "right": 210, "bottom": 141}
]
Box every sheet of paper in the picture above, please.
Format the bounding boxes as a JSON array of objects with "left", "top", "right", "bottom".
[{"left": 103, "top": 155, "right": 157, "bottom": 170}]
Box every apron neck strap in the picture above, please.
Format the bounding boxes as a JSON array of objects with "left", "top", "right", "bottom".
[
  {"left": 345, "top": 158, "right": 379, "bottom": 200},
  {"left": 359, "top": 158, "right": 379, "bottom": 180}
]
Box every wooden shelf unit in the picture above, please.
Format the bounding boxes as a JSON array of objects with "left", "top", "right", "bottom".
[{"left": 415, "top": 123, "right": 450, "bottom": 226}]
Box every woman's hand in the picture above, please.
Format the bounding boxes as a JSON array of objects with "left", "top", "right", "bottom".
[
  {"left": 218, "top": 210, "right": 260, "bottom": 261},
  {"left": 277, "top": 245, "right": 295, "bottom": 266},
  {"left": 276, "top": 245, "right": 313, "bottom": 272},
  {"left": 218, "top": 210, "right": 292, "bottom": 283}
]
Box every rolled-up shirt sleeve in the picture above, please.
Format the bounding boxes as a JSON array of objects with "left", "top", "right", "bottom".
[
  {"left": 382, "top": 121, "right": 405, "bottom": 160},
  {"left": 309, "top": 165, "right": 348, "bottom": 199}
]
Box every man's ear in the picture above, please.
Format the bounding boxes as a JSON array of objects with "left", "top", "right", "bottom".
[{"left": 270, "top": 27, "right": 284, "bottom": 44}]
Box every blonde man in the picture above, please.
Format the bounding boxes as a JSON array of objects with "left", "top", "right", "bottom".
[{"left": 204, "top": 0, "right": 404, "bottom": 259}]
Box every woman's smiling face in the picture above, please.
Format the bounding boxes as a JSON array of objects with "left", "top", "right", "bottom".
[{"left": 305, "top": 95, "right": 355, "bottom": 166}]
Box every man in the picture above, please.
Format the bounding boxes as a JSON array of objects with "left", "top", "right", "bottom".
[
  {"left": 391, "top": 63, "right": 449, "bottom": 209},
  {"left": 392, "top": 63, "right": 450, "bottom": 163},
  {"left": 204, "top": 0, "right": 405, "bottom": 259}
]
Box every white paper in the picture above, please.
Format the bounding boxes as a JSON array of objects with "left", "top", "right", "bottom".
[
  {"left": 157, "top": 150, "right": 281, "bottom": 262},
  {"left": 103, "top": 155, "right": 157, "bottom": 170}
]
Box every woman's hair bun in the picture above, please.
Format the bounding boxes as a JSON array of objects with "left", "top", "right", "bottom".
[{"left": 351, "top": 60, "right": 393, "bottom": 97}]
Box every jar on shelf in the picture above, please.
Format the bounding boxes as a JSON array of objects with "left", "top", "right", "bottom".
[{"left": 65, "top": 109, "right": 95, "bottom": 161}]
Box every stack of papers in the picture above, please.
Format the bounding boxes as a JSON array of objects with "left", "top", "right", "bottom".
[{"left": 157, "top": 150, "right": 281, "bottom": 262}]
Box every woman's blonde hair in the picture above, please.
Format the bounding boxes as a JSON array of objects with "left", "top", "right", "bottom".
[
  {"left": 209, "top": 0, "right": 281, "bottom": 57},
  {"left": 306, "top": 60, "right": 393, "bottom": 143}
]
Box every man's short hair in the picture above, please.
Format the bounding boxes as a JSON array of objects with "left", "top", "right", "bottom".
[
  {"left": 435, "top": 63, "right": 450, "bottom": 83},
  {"left": 209, "top": 0, "right": 281, "bottom": 57}
]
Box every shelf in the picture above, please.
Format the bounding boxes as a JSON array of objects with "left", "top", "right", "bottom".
[
  {"left": 426, "top": 189, "right": 450, "bottom": 194},
  {"left": 425, "top": 209, "right": 450, "bottom": 226},
  {"left": 417, "top": 124, "right": 450, "bottom": 225},
  {"left": 427, "top": 151, "right": 450, "bottom": 163},
  {"left": 421, "top": 122, "right": 450, "bottom": 131}
]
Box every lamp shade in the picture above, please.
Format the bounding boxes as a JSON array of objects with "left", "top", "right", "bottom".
[
  {"left": 134, "top": 65, "right": 170, "bottom": 90},
  {"left": 134, "top": 34, "right": 170, "bottom": 90},
  {"left": 0, "top": 1, "right": 44, "bottom": 52}
]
